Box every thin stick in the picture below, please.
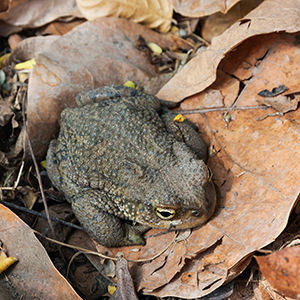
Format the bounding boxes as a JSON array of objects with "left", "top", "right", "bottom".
[{"left": 20, "top": 88, "right": 56, "bottom": 239}]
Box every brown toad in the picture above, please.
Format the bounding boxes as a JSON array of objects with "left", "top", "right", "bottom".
[{"left": 46, "top": 85, "right": 216, "bottom": 247}]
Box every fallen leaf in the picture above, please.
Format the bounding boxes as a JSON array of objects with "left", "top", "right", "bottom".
[
  {"left": 76, "top": 0, "right": 173, "bottom": 32},
  {"left": 257, "top": 94, "right": 300, "bottom": 113},
  {"left": 202, "top": 89, "right": 224, "bottom": 108},
  {"left": 170, "top": 0, "right": 241, "bottom": 17},
  {"left": 18, "top": 186, "right": 38, "bottom": 210},
  {"left": 0, "top": 0, "right": 10, "bottom": 13},
  {"left": 0, "top": 97, "right": 14, "bottom": 127},
  {"left": 157, "top": 0, "right": 300, "bottom": 101},
  {"left": 111, "top": 253, "right": 139, "bottom": 300},
  {"left": 0, "top": 0, "right": 83, "bottom": 36},
  {"left": 0, "top": 204, "right": 82, "bottom": 299},
  {"left": 256, "top": 246, "right": 300, "bottom": 299},
  {"left": 201, "top": 0, "right": 264, "bottom": 42},
  {"left": 7, "top": 35, "right": 60, "bottom": 65},
  {"left": 7, "top": 34, "right": 23, "bottom": 50},
  {"left": 39, "top": 19, "right": 86, "bottom": 36}
]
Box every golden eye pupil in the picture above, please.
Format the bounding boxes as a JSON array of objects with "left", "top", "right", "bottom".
[{"left": 155, "top": 207, "right": 176, "bottom": 220}]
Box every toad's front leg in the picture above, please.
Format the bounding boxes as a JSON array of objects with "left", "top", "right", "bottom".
[{"left": 71, "top": 189, "right": 149, "bottom": 247}]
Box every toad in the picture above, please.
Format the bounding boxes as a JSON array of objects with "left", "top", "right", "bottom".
[{"left": 46, "top": 85, "right": 216, "bottom": 247}]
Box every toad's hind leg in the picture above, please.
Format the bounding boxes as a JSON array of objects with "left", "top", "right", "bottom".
[{"left": 71, "top": 190, "right": 149, "bottom": 247}]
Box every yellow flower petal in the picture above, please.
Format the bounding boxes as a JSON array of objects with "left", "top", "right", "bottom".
[
  {"left": 173, "top": 114, "right": 185, "bottom": 122},
  {"left": 0, "top": 257, "right": 18, "bottom": 274},
  {"left": 146, "top": 42, "right": 162, "bottom": 54},
  {"left": 0, "top": 53, "right": 10, "bottom": 69},
  {"left": 14, "top": 59, "right": 36, "bottom": 70},
  {"left": 123, "top": 81, "right": 136, "bottom": 89},
  {"left": 108, "top": 285, "right": 116, "bottom": 295},
  {"left": 40, "top": 160, "right": 47, "bottom": 169}
]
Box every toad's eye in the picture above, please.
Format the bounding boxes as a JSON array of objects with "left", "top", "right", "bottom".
[{"left": 154, "top": 207, "right": 176, "bottom": 220}]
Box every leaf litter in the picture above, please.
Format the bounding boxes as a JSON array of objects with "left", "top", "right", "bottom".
[{"left": 1, "top": 0, "right": 300, "bottom": 299}]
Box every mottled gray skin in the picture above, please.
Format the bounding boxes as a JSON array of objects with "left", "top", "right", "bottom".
[{"left": 46, "top": 85, "right": 216, "bottom": 247}]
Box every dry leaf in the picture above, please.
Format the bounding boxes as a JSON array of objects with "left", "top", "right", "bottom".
[
  {"left": 201, "top": 0, "right": 264, "bottom": 42},
  {"left": 76, "top": 0, "right": 173, "bottom": 32},
  {"left": 170, "top": 0, "right": 241, "bottom": 17},
  {"left": 7, "top": 34, "right": 23, "bottom": 50},
  {"left": 0, "top": 0, "right": 83, "bottom": 36},
  {"left": 19, "top": 186, "right": 38, "bottom": 210},
  {"left": 39, "top": 19, "right": 86, "bottom": 36},
  {"left": 0, "top": 257, "right": 18, "bottom": 274},
  {"left": 157, "top": 0, "right": 300, "bottom": 101},
  {"left": 0, "top": 0, "right": 10, "bottom": 12},
  {"left": 257, "top": 95, "right": 300, "bottom": 113},
  {"left": 111, "top": 253, "right": 139, "bottom": 300},
  {"left": 7, "top": 36, "right": 60, "bottom": 65},
  {"left": 0, "top": 204, "right": 82, "bottom": 299},
  {"left": 202, "top": 89, "right": 224, "bottom": 108},
  {"left": 256, "top": 246, "right": 300, "bottom": 299},
  {"left": 0, "top": 97, "right": 14, "bottom": 127}
]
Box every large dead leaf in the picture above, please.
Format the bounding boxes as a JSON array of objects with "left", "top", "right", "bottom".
[
  {"left": 8, "top": 36, "right": 60, "bottom": 64},
  {"left": 0, "top": 0, "right": 83, "bottom": 36},
  {"left": 256, "top": 246, "right": 300, "bottom": 299},
  {"left": 76, "top": 0, "right": 173, "bottom": 33},
  {"left": 0, "top": 204, "right": 81, "bottom": 300},
  {"left": 201, "top": 0, "right": 264, "bottom": 43},
  {"left": 170, "top": 0, "right": 241, "bottom": 17},
  {"left": 25, "top": 17, "right": 186, "bottom": 161},
  {"left": 157, "top": 0, "right": 300, "bottom": 101}
]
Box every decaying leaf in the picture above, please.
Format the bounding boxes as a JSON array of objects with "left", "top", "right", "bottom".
[
  {"left": 19, "top": 186, "right": 38, "bottom": 210},
  {"left": 7, "top": 36, "right": 60, "bottom": 65},
  {"left": 0, "top": 0, "right": 10, "bottom": 13},
  {"left": 39, "top": 19, "right": 86, "bottom": 36},
  {"left": 76, "top": 0, "right": 173, "bottom": 33},
  {"left": 157, "top": 0, "right": 300, "bottom": 101},
  {"left": 0, "top": 204, "right": 82, "bottom": 299},
  {"left": 0, "top": 97, "right": 14, "bottom": 127},
  {"left": 0, "top": 0, "right": 83, "bottom": 36},
  {"left": 257, "top": 94, "right": 300, "bottom": 113},
  {"left": 170, "top": 0, "right": 240, "bottom": 17},
  {"left": 110, "top": 253, "right": 139, "bottom": 300},
  {"left": 256, "top": 246, "right": 300, "bottom": 299},
  {"left": 201, "top": 0, "right": 264, "bottom": 42}
]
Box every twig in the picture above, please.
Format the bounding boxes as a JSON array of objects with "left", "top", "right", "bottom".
[
  {"left": 255, "top": 111, "right": 284, "bottom": 121},
  {"left": 20, "top": 88, "right": 67, "bottom": 266},
  {"left": 13, "top": 161, "right": 24, "bottom": 189},
  {"left": 34, "top": 230, "right": 178, "bottom": 263},
  {"left": 20, "top": 88, "right": 56, "bottom": 239},
  {"left": 0, "top": 199, "right": 83, "bottom": 230},
  {"left": 177, "top": 105, "right": 272, "bottom": 115}
]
